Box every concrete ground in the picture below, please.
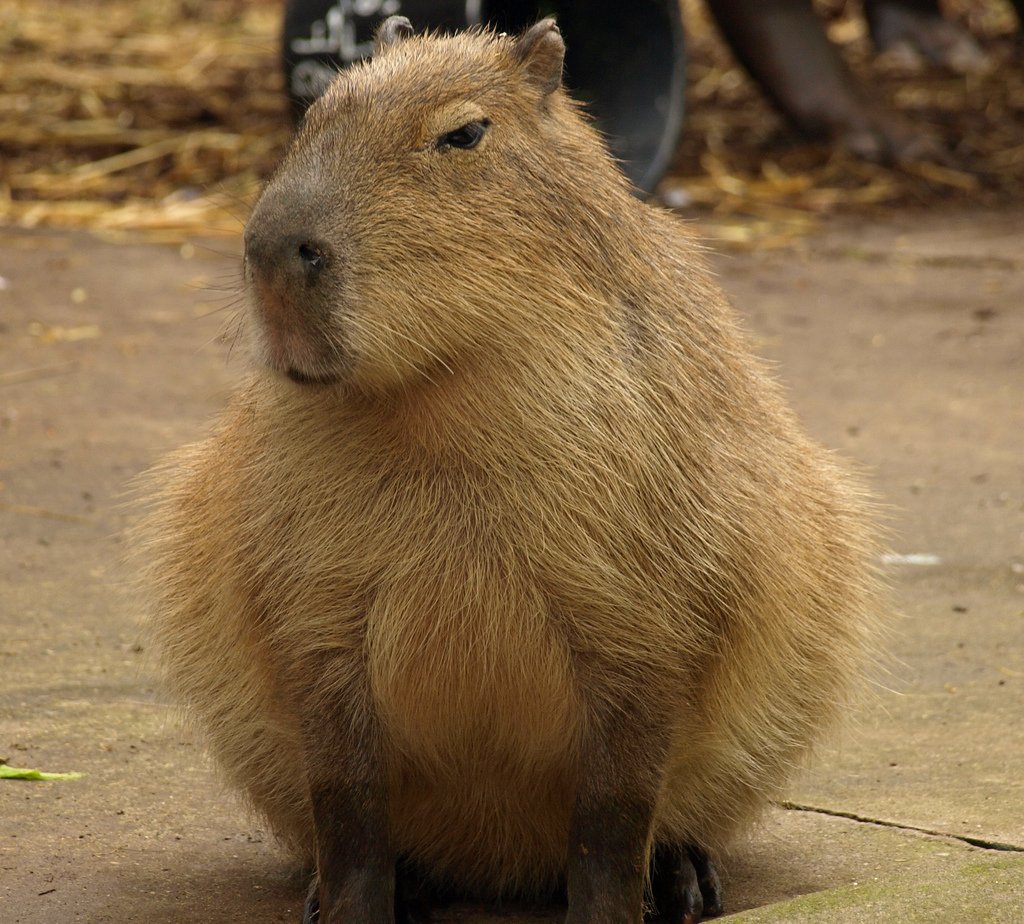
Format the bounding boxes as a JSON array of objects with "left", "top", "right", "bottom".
[{"left": 1, "top": 208, "right": 1022, "bottom": 922}]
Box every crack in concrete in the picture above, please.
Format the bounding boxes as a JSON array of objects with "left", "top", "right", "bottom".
[{"left": 778, "top": 801, "right": 1024, "bottom": 853}]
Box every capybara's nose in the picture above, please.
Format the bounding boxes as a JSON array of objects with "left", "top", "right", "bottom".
[{"left": 244, "top": 226, "right": 330, "bottom": 288}]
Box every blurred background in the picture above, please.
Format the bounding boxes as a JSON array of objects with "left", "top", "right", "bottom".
[{"left": 1, "top": 0, "right": 1022, "bottom": 248}]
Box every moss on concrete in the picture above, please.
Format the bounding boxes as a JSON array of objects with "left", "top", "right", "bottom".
[{"left": 726, "top": 856, "right": 1024, "bottom": 923}]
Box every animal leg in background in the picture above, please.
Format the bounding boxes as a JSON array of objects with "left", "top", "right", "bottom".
[
  {"left": 704, "top": 0, "right": 948, "bottom": 163},
  {"left": 864, "top": 0, "right": 990, "bottom": 72}
]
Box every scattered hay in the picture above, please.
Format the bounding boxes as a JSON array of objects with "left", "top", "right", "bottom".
[
  {"left": 1, "top": 0, "right": 1021, "bottom": 245},
  {"left": 0, "top": 0, "right": 289, "bottom": 240}
]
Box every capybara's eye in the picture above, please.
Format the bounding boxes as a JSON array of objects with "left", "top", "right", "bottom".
[{"left": 438, "top": 120, "right": 490, "bottom": 151}]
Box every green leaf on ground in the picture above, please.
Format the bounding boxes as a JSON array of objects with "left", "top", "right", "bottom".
[{"left": 0, "top": 765, "right": 82, "bottom": 781}]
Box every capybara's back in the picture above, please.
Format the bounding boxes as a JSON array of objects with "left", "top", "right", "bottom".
[{"left": 141, "top": 17, "right": 880, "bottom": 923}]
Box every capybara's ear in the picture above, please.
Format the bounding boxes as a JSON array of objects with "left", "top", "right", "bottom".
[
  {"left": 513, "top": 18, "right": 564, "bottom": 97},
  {"left": 374, "top": 15, "right": 414, "bottom": 55}
]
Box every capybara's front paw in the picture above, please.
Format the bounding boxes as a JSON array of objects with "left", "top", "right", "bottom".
[{"left": 301, "top": 867, "right": 430, "bottom": 924}]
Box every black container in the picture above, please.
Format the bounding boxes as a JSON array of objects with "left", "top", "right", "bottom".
[{"left": 282, "top": 0, "right": 685, "bottom": 194}]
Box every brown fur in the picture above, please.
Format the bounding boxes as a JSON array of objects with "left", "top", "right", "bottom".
[{"left": 138, "top": 19, "right": 880, "bottom": 910}]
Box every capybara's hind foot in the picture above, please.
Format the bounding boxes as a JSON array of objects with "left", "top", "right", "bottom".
[
  {"left": 649, "top": 843, "right": 723, "bottom": 923},
  {"left": 686, "top": 845, "right": 723, "bottom": 919}
]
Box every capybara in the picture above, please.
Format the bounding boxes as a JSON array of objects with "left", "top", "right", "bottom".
[{"left": 140, "top": 17, "right": 879, "bottom": 923}]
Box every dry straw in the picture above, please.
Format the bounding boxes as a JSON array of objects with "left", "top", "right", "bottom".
[{"left": 1, "top": 0, "right": 1021, "bottom": 246}]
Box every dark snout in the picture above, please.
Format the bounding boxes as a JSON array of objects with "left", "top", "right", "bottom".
[
  {"left": 244, "top": 188, "right": 333, "bottom": 293},
  {"left": 243, "top": 184, "right": 347, "bottom": 384}
]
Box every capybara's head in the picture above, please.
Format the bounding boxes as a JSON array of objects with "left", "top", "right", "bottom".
[{"left": 243, "top": 17, "right": 633, "bottom": 394}]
